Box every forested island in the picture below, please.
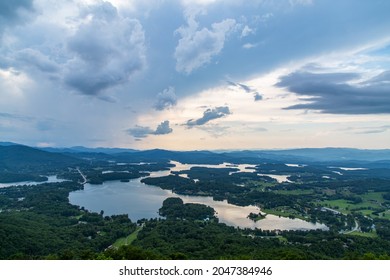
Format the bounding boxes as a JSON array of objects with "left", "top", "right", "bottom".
[{"left": 1, "top": 143, "right": 390, "bottom": 259}]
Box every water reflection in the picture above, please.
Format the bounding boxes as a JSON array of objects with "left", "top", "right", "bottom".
[
  {"left": 69, "top": 165, "right": 327, "bottom": 231},
  {"left": 0, "top": 175, "right": 66, "bottom": 188}
]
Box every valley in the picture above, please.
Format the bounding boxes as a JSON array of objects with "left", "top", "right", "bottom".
[{"left": 1, "top": 143, "right": 390, "bottom": 259}]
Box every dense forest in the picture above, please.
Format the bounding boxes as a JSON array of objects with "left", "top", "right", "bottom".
[{"left": 1, "top": 143, "right": 390, "bottom": 259}]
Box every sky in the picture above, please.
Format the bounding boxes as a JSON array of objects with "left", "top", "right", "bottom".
[{"left": 0, "top": 0, "right": 390, "bottom": 150}]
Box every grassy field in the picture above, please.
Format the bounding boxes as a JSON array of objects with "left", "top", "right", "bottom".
[
  {"left": 112, "top": 226, "right": 142, "bottom": 248},
  {"left": 262, "top": 207, "right": 307, "bottom": 221},
  {"left": 318, "top": 191, "right": 386, "bottom": 216},
  {"left": 318, "top": 199, "right": 351, "bottom": 214}
]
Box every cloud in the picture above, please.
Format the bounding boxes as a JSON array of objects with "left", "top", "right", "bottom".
[
  {"left": 154, "top": 120, "right": 173, "bottom": 135},
  {"left": 15, "top": 48, "right": 59, "bottom": 73},
  {"left": 241, "top": 25, "right": 254, "bottom": 37},
  {"left": 64, "top": 1, "right": 146, "bottom": 96},
  {"left": 353, "top": 125, "right": 390, "bottom": 135},
  {"left": 228, "top": 81, "right": 263, "bottom": 101},
  {"left": 242, "top": 43, "right": 257, "bottom": 49},
  {"left": 127, "top": 120, "right": 173, "bottom": 139},
  {"left": 186, "top": 106, "right": 231, "bottom": 127},
  {"left": 237, "top": 83, "right": 252, "bottom": 93},
  {"left": 0, "top": 0, "right": 34, "bottom": 33},
  {"left": 154, "top": 87, "right": 177, "bottom": 111},
  {"left": 126, "top": 125, "right": 154, "bottom": 139},
  {"left": 365, "top": 70, "right": 390, "bottom": 85},
  {"left": 227, "top": 81, "right": 252, "bottom": 93},
  {"left": 276, "top": 70, "right": 390, "bottom": 114},
  {"left": 174, "top": 12, "right": 236, "bottom": 74},
  {"left": 254, "top": 92, "right": 263, "bottom": 101}
]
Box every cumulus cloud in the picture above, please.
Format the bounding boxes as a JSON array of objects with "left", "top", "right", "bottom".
[
  {"left": 1, "top": 1, "right": 146, "bottom": 99},
  {"left": 127, "top": 120, "right": 173, "bottom": 139},
  {"left": 154, "top": 87, "right": 177, "bottom": 111},
  {"left": 64, "top": 1, "right": 146, "bottom": 96},
  {"left": 186, "top": 106, "right": 231, "bottom": 127},
  {"left": 174, "top": 12, "right": 236, "bottom": 74},
  {"left": 154, "top": 120, "right": 173, "bottom": 135},
  {"left": 276, "top": 70, "right": 390, "bottom": 114}
]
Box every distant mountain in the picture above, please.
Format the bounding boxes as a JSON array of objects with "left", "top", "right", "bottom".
[
  {"left": 0, "top": 142, "right": 21, "bottom": 146},
  {"left": 0, "top": 145, "right": 83, "bottom": 171},
  {"left": 40, "top": 146, "right": 138, "bottom": 154},
  {"left": 4, "top": 142, "right": 390, "bottom": 166},
  {"left": 282, "top": 148, "right": 390, "bottom": 162},
  {"left": 112, "top": 149, "right": 230, "bottom": 164},
  {"left": 224, "top": 148, "right": 390, "bottom": 162}
]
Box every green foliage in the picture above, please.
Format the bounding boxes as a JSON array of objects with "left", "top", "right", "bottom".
[
  {"left": 0, "top": 172, "right": 48, "bottom": 183},
  {"left": 102, "top": 245, "right": 161, "bottom": 260},
  {"left": 1, "top": 145, "right": 390, "bottom": 260},
  {"left": 0, "top": 145, "right": 82, "bottom": 173},
  {"left": 0, "top": 182, "right": 136, "bottom": 259},
  {"left": 133, "top": 219, "right": 390, "bottom": 259},
  {"left": 159, "top": 197, "right": 215, "bottom": 221}
]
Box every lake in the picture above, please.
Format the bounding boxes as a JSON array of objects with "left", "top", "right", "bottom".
[
  {"left": 0, "top": 175, "right": 67, "bottom": 188},
  {"left": 69, "top": 164, "right": 327, "bottom": 231}
]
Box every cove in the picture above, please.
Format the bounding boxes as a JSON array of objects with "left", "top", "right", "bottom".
[{"left": 69, "top": 168, "right": 327, "bottom": 231}]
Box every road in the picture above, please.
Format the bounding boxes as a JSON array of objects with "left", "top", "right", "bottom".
[
  {"left": 76, "top": 167, "right": 87, "bottom": 184},
  {"left": 341, "top": 219, "right": 359, "bottom": 235}
]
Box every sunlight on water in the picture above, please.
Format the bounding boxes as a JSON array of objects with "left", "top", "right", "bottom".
[{"left": 69, "top": 163, "right": 327, "bottom": 231}]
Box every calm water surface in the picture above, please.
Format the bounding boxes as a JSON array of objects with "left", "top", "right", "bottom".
[
  {"left": 69, "top": 165, "right": 327, "bottom": 231},
  {"left": 0, "top": 175, "right": 66, "bottom": 188}
]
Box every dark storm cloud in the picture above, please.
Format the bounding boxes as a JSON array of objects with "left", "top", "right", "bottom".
[
  {"left": 276, "top": 70, "right": 390, "bottom": 114},
  {"left": 64, "top": 1, "right": 146, "bottom": 96},
  {"left": 127, "top": 121, "right": 173, "bottom": 139},
  {"left": 186, "top": 106, "right": 231, "bottom": 127}
]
